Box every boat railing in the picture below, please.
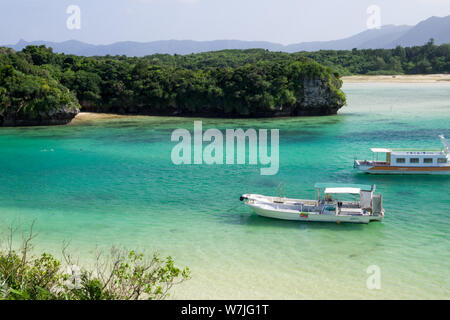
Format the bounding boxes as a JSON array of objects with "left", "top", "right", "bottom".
[
  {"left": 340, "top": 202, "right": 360, "bottom": 208},
  {"left": 357, "top": 160, "right": 388, "bottom": 165}
]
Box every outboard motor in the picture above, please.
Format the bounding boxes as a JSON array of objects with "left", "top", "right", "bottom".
[{"left": 372, "top": 195, "right": 383, "bottom": 216}]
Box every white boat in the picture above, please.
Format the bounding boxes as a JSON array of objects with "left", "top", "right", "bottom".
[
  {"left": 240, "top": 183, "right": 384, "bottom": 224},
  {"left": 354, "top": 135, "right": 450, "bottom": 175}
]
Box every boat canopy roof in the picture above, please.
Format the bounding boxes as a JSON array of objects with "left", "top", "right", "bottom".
[
  {"left": 314, "top": 183, "right": 373, "bottom": 192},
  {"left": 324, "top": 187, "right": 361, "bottom": 194},
  {"left": 371, "top": 148, "right": 391, "bottom": 153}
]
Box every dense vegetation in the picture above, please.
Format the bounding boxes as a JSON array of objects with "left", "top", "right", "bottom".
[
  {"left": 0, "top": 46, "right": 345, "bottom": 122},
  {"left": 0, "top": 226, "right": 190, "bottom": 300},
  {"left": 0, "top": 47, "right": 80, "bottom": 125},
  {"left": 300, "top": 39, "right": 450, "bottom": 76},
  {"left": 1, "top": 40, "right": 448, "bottom": 124}
]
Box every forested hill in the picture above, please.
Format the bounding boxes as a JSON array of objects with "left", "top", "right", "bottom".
[
  {"left": 131, "top": 40, "right": 450, "bottom": 75},
  {"left": 0, "top": 46, "right": 346, "bottom": 126},
  {"left": 301, "top": 40, "right": 450, "bottom": 76},
  {"left": 0, "top": 47, "right": 80, "bottom": 126},
  {"left": 1, "top": 41, "right": 448, "bottom": 126}
]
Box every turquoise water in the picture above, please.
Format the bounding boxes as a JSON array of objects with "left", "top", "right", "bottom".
[{"left": 0, "top": 83, "right": 449, "bottom": 299}]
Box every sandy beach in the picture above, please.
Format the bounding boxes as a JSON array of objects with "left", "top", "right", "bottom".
[
  {"left": 69, "top": 112, "right": 140, "bottom": 124},
  {"left": 342, "top": 74, "right": 450, "bottom": 83}
]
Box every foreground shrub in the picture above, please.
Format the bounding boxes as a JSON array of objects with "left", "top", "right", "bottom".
[{"left": 0, "top": 224, "right": 190, "bottom": 300}]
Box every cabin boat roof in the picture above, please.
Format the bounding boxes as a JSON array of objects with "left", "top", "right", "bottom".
[
  {"left": 314, "top": 183, "right": 373, "bottom": 192},
  {"left": 371, "top": 148, "right": 392, "bottom": 153},
  {"left": 391, "top": 150, "right": 444, "bottom": 156},
  {"left": 371, "top": 148, "right": 444, "bottom": 155}
]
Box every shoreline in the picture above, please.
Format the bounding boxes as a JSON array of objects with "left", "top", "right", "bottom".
[
  {"left": 69, "top": 112, "right": 145, "bottom": 124},
  {"left": 69, "top": 111, "right": 340, "bottom": 123},
  {"left": 342, "top": 74, "right": 450, "bottom": 83},
  {"left": 70, "top": 76, "right": 448, "bottom": 123}
]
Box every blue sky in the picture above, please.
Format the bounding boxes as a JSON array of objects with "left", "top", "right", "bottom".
[{"left": 1, "top": 0, "right": 449, "bottom": 45}]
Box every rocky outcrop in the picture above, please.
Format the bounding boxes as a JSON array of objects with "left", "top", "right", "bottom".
[
  {"left": 293, "top": 78, "right": 345, "bottom": 116},
  {"left": 0, "top": 104, "right": 80, "bottom": 127},
  {"left": 270, "top": 77, "right": 345, "bottom": 117}
]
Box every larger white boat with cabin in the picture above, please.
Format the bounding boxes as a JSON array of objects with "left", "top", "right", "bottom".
[
  {"left": 240, "top": 183, "right": 384, "bottom": 224},
  {"left": 354, "top": 135, "right": 450, "bottom": 175}
]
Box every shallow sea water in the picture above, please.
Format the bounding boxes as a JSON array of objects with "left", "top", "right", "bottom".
[{"left": 0, "top": 82, "right": 449, "bottom": 299}]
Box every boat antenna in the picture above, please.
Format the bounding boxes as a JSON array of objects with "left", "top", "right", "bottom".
[{"left": 439, "top": 135, "right": 449, "bottom": 154}]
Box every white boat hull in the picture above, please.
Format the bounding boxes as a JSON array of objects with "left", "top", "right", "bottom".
[
  {"left": 248, "top": 204, "right": 381, "bottom": 224},
  {"left": 249, "top": 205, "right": 383, "bottom": 223},
  {"left": 355, "top": 164, "right": 450, "bottom": 175}
]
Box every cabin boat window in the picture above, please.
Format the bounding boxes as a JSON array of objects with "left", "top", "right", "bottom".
[
  {"left": 423, "top": 158, "right": 433, "bottom": 163},
  {"left": 438, "top": 158, "right": 447, "bottom": 163},
  {"left": 410, "top": 158, "right": 419, "bottom": 163},
  {"left": 396, "top": 158, "right": 405, "bottom": 163}
]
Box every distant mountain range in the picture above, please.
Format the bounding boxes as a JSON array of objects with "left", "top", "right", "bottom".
[{"left": 6, "top": 15, "right": 450, "bottom": 56}]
